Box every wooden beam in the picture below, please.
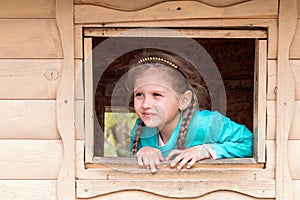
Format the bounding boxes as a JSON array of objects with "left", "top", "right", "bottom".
[
  {"left": 75, "top": 0, "right": 278, "bottom": 24},
  {"left": 276, "top": 0, "right": 298, "bottom": 199},
  {"left": 55, "top": 0, "right": 75, "bottom": 199},
  {"left": 77, "top": 179, "right": 275, "bottom": 199}
]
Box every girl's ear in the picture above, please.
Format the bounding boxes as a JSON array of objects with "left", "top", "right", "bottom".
[{"left": 179, "top": 90, "right": 193, "bottom": 110}]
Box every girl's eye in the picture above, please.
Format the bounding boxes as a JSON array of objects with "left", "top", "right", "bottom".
[
  {"left": 153, "top": 93, "right": 162, "bottom": 97},
  {"left": 134, "top": 93, "right": 143, "bottom": 97}
]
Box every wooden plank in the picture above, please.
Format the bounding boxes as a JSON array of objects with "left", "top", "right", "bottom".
[
  {"left": 85, "top": 28, "right": 267, "bottom": 38},
  {"left": 75, "top": 59, "right": 84, "bottom": 100},
  {"left": 290, "top": 20, "right": 300, "bottom": 58},
  {"left": 291, "top": 60, "right": 300, "bottom": 100},
  {"left": 0, "top": 59, "right": 62, "bottom": 99},
  {"left": 55, "top": 0, "right": 76, "bottom": 199},
  {"left": 276, "top": 0, "right": 298, "bottom": 199},
  {"left": 84, "top": 37, "right": 95, "bottom": 162},
  {"left": 75, "top": 0, "right": 278, "bottom": 24},
  {"left": 75, "top": 0, "right": 274, "bottom": 11},
  {"left": 268, "top": 60, "right": 300, "bottom": 100},
  {"left": 294, "top": 180, "right": 300, "bottom": 200},
  {"left": 80, "top": 19, "right": 277, "bottom": 59},
  {"left": 288, "top": 140, "right": 300, "bottom": 179},
  {"left": 90, "top": 157, "right": 263, "bottom": 169},
  {"left": 77, "top": 179, "right": 275, "bottom": 199},
  {"left": 0, "top": 180, "right": 57, "bottom": 200},
  {"left": 0, "top": 140, "right": 62, "bottom": 179},
  {"left": 0, "top": 100, "right": 59, "bottom": 139},
  {"left": 290, "top": 101, "right": 300, "bottom": 139},
  {"left": 267, "top": 60, "right": 276, "bottom": 100},
  {"left": 75, "top": 100, "right": 85, "bottom": 140},
  {"left": 253, "top": 39, "right": 267, "bottom": 163},
  {"left": 267, "top": 101, "right": 275, "bottom": 140},
  {"left": 0, "top": 19, "right": 62, "bottom": 58},
  {"left": 0, "top": 0, "right": 55, "bottom": 19},
  {"left": 75, "top": 25, "right": 83, "bottom": 59},
  {"left": 74, "top": 60, "right": 84, "bottom": 141},
  {"left": 267, "top": 101, "right": 300, "bottom": 140},
  {"left": 76, "top": 140, "right": 275, "bottom": 180},
  {"left": 77, "top": 190, "right": 274, "bottom": 200}
]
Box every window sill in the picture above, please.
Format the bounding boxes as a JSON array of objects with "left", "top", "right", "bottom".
[{"left": 86, "top": 157, "right": 264, "bottom": 170}]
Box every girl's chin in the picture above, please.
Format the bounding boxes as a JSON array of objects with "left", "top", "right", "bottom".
[{"left": 142, "top": 119, "right": 164, "bottom": 128}]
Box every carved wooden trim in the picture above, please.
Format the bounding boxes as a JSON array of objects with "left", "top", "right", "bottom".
[
  {"left": 74, "top": 0, "right": 278, "bottom": 24},
  {"left": 75, "top": 0, "right": 253, "bottom": 11},
  {"left": 55, "top": 0, "right": 75, "bottom": 199},
  {"left": 77, "top": 179, "right": 275, "bottom": 199},
  {"left": 276, "top": 0, "right": 297, "bottom": 199}
]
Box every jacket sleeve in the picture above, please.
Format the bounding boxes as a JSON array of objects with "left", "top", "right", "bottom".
[{"left": 205, "top": 111, "right": 253, "bottom": 159}]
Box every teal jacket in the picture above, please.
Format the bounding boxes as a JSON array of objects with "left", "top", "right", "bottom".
[{"left": 130, "top": 110, "right": 253, "bottom": 158}]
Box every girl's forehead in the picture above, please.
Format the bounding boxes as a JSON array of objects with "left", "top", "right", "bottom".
[{"left": 134, "top": 68, "right": 174, "bottom": 90}]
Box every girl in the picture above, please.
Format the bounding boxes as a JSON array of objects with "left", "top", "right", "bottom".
[{"left": 127, "top": 49, "right": 253, "bottom": 173}]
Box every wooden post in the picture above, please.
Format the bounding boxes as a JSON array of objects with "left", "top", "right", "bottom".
[
  {"left": 56, "top": 0, "right": 75, "bottom": 199},
  {"left": 276, "top": 0, "right": 297, "bottom": 199}
]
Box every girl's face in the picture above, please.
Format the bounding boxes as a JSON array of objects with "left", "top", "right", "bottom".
[{"left": 133, "top": 67, "right": 182, "bottom": 131}]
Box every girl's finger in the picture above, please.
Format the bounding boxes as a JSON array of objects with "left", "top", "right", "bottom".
[
  {"left": 149, "top": 159, "right": 157, "bottom": 173},
  {"left": 153, "top": 152, "right": 161, "bottom": 169},
  {"left": 166, "top": 149, "right": 182, "bottom": 161},
  {"left": 142, "top": 155, "right": 150, "bottom": 168},
  {"left": 170, "top": 152, "right": 186, "bottom": 167},
  {"left": 177, "top": 156, "right": 191, "bottom": 170},
  {"left": 137, "top": 156, "right": 144, "bottom": 167},
  {"left": 186, "top": 157, "right": 197, "bottom": 169}
]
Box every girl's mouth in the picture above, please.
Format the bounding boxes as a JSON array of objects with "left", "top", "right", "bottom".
[{"left": 142, "top": 112, "right": 155, "bottom": 117}]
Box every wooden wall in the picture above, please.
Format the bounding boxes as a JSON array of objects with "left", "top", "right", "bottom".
[
  {"left": 0, "top": 0, "right": 299, "bottom": 199},
  {"left": 0, "top": 0, "right": 74, "bottom": 199}
]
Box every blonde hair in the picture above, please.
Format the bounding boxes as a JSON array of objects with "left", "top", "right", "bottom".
[{"left": 128, "top": 49, "right": 210, "bottom": 155}]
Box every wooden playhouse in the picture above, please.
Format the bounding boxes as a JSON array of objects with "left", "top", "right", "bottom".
[{"left": 0, "top": 0, "right": 300, "bottom": 199}]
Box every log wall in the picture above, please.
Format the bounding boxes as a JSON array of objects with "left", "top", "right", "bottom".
[{"left": 0, "top": 0, "right": 299, "bottom": 199}]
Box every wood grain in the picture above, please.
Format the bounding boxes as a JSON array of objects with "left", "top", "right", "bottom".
[
  {"left": 0, "top": 180, "right": 57, "bottom": 200},
  {"left": 0, "top": 140, "right": 63, "bottom": 179},
  {"left": 77, "top": 190, "right": 274, "bottom": 200},
  {"left": 76, "top": 140, "right": 275, "bottom": 180},
  {"left": 77, "top": 179, "right": 275, "bottom": 199},
  {"left": 75, "top": 0, "right": 257, "bottom": 11},
  {"left": 0, "top": 59, "right": 62, "bottom": 99},
  {"left": 55, "top": 0, "right": 76, "bottom": 199},
  {"left": 0, "top": 100, "right": 59, "bottom": 139},
  {"left": 0, "top": 19, "right": 62, "bottom": 58},
  {"left": 0, "top": 0, "right": 55, "bottom": 18},
  {"left": 276, "top": 0, "right": 297, "bottom": 199},
  {"left": 75, "top": 0, "right": 278, "bottom": 24}
]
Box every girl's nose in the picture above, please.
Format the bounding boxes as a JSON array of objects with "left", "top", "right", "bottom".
[{"left": 142, "top": 96, "right": 153, "bottom": 109}]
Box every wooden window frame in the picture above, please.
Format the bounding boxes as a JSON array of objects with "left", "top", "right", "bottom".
[{"left": 82, "top": 27, "right": 267, "bottom": 167}]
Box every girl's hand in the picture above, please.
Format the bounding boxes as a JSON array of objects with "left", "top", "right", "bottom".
[
  {"left": 136, "top": 146, "right": 164, "bottom": 173},
  {"left": 166, "top": 145, "right": 210, "bottom": 170}
]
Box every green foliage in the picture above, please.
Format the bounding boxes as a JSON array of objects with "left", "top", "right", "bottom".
[{"left": 104, "top": 112, "right": 137, "bottom": 157}]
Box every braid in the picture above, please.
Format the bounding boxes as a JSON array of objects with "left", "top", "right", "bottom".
[
  {"left": 176, "top": 93, "right": 198, "bottom": 149},
  {"left": 131, "top": 120, "right": 144, "bottom": 155}
]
